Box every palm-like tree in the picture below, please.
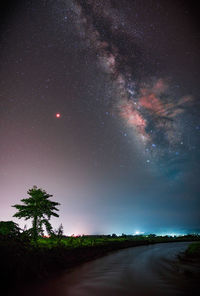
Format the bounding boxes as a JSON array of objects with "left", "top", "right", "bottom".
[{"left": 13, "top": 186, "right": 60, "bottom": 242}]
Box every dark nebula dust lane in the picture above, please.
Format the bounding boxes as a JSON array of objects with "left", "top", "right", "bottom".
[
  {"left": 19, "top": 242, "right": 196, "bottom": 296},
  {"left": 0, "top": 0, "right": 200, "bottom": 234}
]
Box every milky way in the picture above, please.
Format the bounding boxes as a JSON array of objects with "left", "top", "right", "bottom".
[{"left": 73, "top": 0, "right": 196, "bottom": 166}]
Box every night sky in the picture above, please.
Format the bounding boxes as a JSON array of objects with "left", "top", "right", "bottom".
[{"left": 0, "top": 0, "right": 200, "bottom": 235}]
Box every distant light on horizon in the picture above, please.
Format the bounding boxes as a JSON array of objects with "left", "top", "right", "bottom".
[
  {"left": 135, "top": 231, "right": 141, "bottom": 235},
  {"left": 158, "top": 232, "right": 183, "bottom": 237},
  {"left": 56, "top": 113, "right": 61, "bottom": 118}
]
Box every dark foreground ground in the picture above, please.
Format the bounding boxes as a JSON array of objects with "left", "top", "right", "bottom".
[
  {"left": 0, "top": 234, "right": 199, "bottom": 294},
  {"left": 14, "top": 242, "right": 200, "bottom": 296}
]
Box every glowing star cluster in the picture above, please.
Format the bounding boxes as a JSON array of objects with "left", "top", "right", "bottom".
[{"left": 119, "top": 101, "right": 147, "bottom": 139}]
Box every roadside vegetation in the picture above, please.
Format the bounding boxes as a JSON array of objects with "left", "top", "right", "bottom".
[
  {"left": 185, "top": 242, "right": 200, "bottom": 258},
  {"left": 36, "top": 233, "right": 199, "bottom": 248}
]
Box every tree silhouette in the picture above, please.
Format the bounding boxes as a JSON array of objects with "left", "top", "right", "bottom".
[{"left": 12, "top": 186, "right": 60, "bottom": 242}]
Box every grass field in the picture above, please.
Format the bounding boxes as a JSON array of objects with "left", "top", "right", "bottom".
[
  {"left": 185, "top": 242, "right": 200, "bottom": 257},
  {"left": 37, "top": 235, "right": 147, "bottom": 248},
  {"left": 36, "top": 234, "right": 198, "bottom": 249}
]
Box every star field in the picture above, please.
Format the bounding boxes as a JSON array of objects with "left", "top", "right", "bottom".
[{"left": 0, "top": 0, "right": 199, "bottom": 234}]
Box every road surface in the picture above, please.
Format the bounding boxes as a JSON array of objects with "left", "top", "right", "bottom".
[{"left": 20, "top": 242, "right": 199, "bottom": 296}]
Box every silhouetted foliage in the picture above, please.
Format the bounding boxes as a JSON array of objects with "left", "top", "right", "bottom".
[
  {"left": 12, "top": 186, "right": 60, "bottom": 242},
  {"left": 149, "top": 234, "right": 156, "bottom": 238},
  {"left": 0, "top": 221, "right": 21, "bottom": 237},
  {"left": 51, "top": 223, "right": 64, "bottom": 246}
]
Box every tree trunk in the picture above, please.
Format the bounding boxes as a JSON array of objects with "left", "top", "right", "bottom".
[{"left": 33, "top": 215, "right": 38, "bottom": 243}]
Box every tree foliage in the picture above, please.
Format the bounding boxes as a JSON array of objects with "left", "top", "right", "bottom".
[
  {"left": 12, "top": 186, "right": 60, "bottom": 242},
  {"left": 0, "top": 221, "right": 21, "bottom": 237}
]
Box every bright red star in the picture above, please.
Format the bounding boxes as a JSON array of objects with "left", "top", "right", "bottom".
[{"left": 56, "top": 113, "right": 61, "bottom": 118}]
